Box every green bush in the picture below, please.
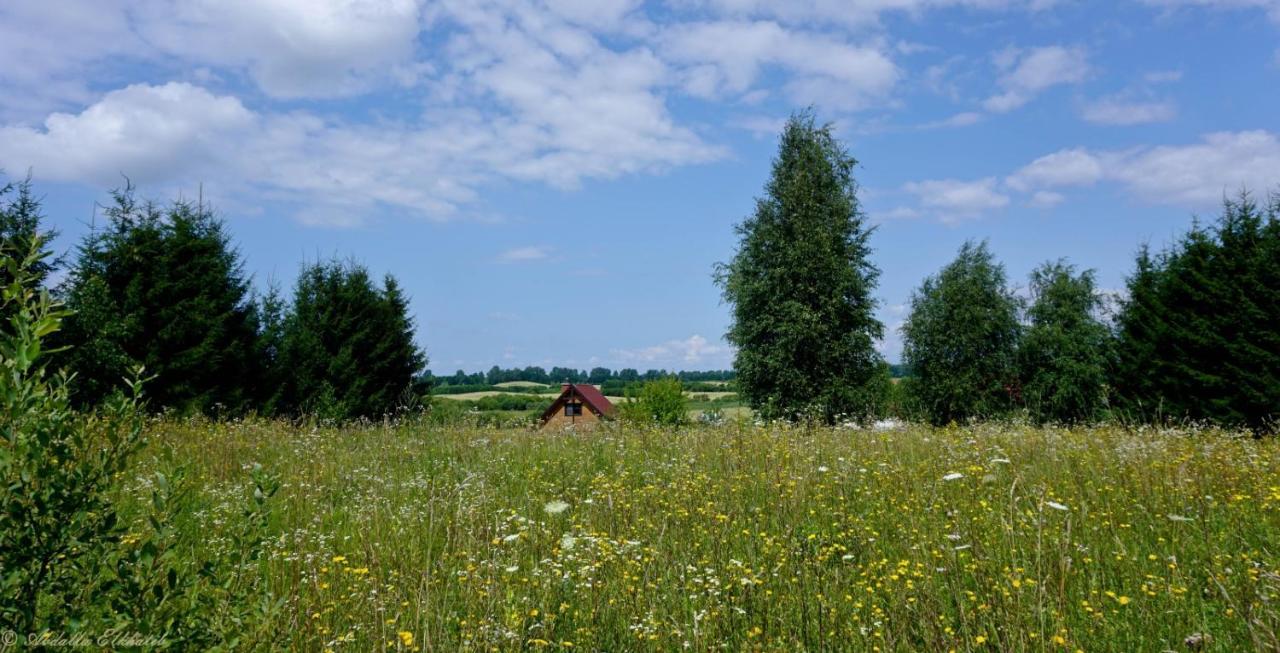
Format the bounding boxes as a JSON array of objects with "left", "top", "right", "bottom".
[
  {"left": 619, "top": 377, "right": 689, "bottom": 426},
  {"left": 0, "top": 238, "right": 282, "bottom": 647}
]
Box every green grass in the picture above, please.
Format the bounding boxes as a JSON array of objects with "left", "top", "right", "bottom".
[{"left": 129, "top": 420, "right": 1280, "bottom": 651}]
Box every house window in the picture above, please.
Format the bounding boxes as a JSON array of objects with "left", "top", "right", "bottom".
[{"left": 565, "top": 403, "right": 583, "bottom": 417}]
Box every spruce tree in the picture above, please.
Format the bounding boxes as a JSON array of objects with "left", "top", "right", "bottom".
[
  {"left": 60, "top": 186, "right": 261, "bottom": 413},
  {"left": 0, "top": 175, "right": 59, "bottom": 290},
  {"left": 716, "top": 111, "right": 884, "bottom": 424},
  {"left": 901, "top": 241, "right": 1021, "bottom": 425},
  {"left": 269, "top": 260, "right": 425, "bottom": 420},
  {"left": 1019, "top": 261, "right": 1110, "bottom": 423},
  {"left": 1112, "top": 192, "right": 1280, "bottom": 430}
]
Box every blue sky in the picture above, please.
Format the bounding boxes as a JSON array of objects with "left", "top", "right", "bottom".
[{"left": 1, "top": 0, "right": 1278, "bottom": 373}]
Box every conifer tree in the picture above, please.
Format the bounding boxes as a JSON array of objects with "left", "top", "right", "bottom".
[
  {"left": 901, "top": 241, "right": 1021, "bottom": 425},
  {"left": 716, "top": 111, "right": 884, "bottom": 423},
  {"left": 0, "top": 175, "right": 59, "bottom": 290},
  {"left": 1112, "top": 192, "right": 1280, "bottom": 430},
  {"left": 269, "top": 260, "right": 425, "bottom": 419},
  {"left": 60, "top": 186, "right": 261, "bottom": 413}
]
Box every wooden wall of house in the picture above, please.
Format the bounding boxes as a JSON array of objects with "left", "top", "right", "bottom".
[{"left": 542, "top": 400, "right": 603, "bottom": 429}]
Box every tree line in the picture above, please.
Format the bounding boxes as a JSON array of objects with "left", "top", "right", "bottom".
[
  {"left": 2, "top": 178, "right": 425, "bottom": 421},
  {"left": 429, "top": 366, "right": 734, "bottom": 387},
  {"left": 719, "top": 112, "right": 1279, "bottom": 432}
]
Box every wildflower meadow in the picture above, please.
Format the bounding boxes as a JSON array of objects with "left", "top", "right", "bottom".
[{"left": 130, "top": 418, "right": 1279, "bottom": 651}]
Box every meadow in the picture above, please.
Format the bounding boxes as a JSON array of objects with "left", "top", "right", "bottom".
[{"left": 130, "top": 419, "right": 1280, "bottom": 651}]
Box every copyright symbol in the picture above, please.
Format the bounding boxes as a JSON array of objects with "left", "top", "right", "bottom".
[{"left": 1, "top": 629, "right": 17, "bottom": 648}]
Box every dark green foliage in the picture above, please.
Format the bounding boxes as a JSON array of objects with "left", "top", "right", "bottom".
[
  {"left": 269, "top": 259, "right": 426, "bottom": 420},
  {"left": 619, "top": 377, "right": 689, "bottom": 426},
  {"left": 716, "top": 111, "right": 884, "bottom": 424},
  {"left": 1, "top": 237, "right": 284, "bottom": 646},
  {"left": 0, "top": 175, "right": 59, "bottom": 292},
  {"left": 1112, "top": 192, "right": 1280, "bottom": 430},
  {"left": 1019, "top": 261, "right": 1110, "bottom": 424},
  {"left": 59, "top": 186, "right": 262, "bottom": 414},
  {"left": 902, "top": 241, "right": 1022, "bottom": 425}
]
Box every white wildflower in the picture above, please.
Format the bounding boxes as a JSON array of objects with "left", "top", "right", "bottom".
[
  {"left": 1046, "top": 501, "right": 1069, "bottom": 511},
  {"left": 502, "top": 533, "right": 520, "bottom": 543},
  {"left": 817, "top": 466, "right": 830, "bottom": 473},
  {"left": 943, "top": 472, "right": 964, "bottom": 481},
  {"left": 544, "top": 500, "right": 570, "bottom": 515},
  {"left": 560, "top": 534, "right": 577, "bottom": 550},
  {"left": 1167, "top": 514, "right": 1193, "bottom": 522}
]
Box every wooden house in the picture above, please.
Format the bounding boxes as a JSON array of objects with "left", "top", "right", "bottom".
[{"left": 540, "top": 383, "right": 615, "bottom": 429}]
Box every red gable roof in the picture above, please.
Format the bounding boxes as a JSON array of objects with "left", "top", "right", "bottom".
[{"left": 540, "top": 383, "right": 615, "bottom": 423}]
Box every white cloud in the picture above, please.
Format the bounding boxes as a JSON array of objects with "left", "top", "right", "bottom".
[
  {"left": 918, "top": 111, "right": 983, "bottom": 129},
  {"left": 1144, "top": 70, "right": 1183, "bottom": 84},
  {"left": 1003, "top": 131, "right": 1280, "bottom": 207},
  {"left": 661, "top": 20, "right": 898, "bottom": 109},
  {"left": 984, "top": 45, "right": 1090, "bottom": 112},
  {"left": 135, "top": 0, "right": 429, "bottom": 98},
  {"left": 496, "top": 246, "right": 552, "bottom": 263},
  {"left": 903, "top": 177, "right": 1010, "bottom": 221},
  {"left": 1139, "top": 0, "right": 1280, "bottom": 23},
  {"left": 1081, "top": 97, "right": 1176, "bottom": 125},
  {"left": 0, "top": 83, "right": 256, "bottom": 188},
  {"left": 1028, "top": 190, "right": 1065, "bottom": 207},
  {"left": 1005, "top": 147, "right": 1104, "bottom": 191},
  {"left": 673, "top": 0, "right": 1060, "bottom": 28},
  {"left": 0, "top": 78, "right": 719, "bottom": 226},
  {"left": 612, "top": 334, "right": 732, "bottom": 365},
  {"left": 1105, "top": 130, "right": 1280, "bottom": 204}
]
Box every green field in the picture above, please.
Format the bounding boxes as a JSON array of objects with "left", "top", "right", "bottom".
[{"left": 128, "top": 420, "right": 1280, "bottom": 651}]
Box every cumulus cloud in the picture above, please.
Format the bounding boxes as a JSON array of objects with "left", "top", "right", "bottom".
[
  {"left": 611, "top": 334, "right": 733, "bottom": 365},
  {"left": 0, "top": 83, "right": 256, "bottom": 187},
  {"left": 902, "top": 177, "right": 1010, "bottom": 222},
  {"left": 1139, "top": 0, "right": 1280, "bottom": 22},
  {"left": 0, "top": 77, "right": 719, "bottom": 226},
  {"left": 984, "top": 45, "right": 1090, "bottom": 112},
  {"left": 1005, "top": 148, "right": 1104, "bottom": 191},
  {"left": 661, "top": 20, "right": 898, "bottom": 109},
  {"left": 1007, "top": 131, "right": 1280, "bottom": 206},
  {"left": 496, "top": 246, "right": 552, "bottom": 263},
  {"left": 1081, "top": 96, "right": 1176, "bottom": 125},
  {"left": 673, "top": 0, "right": 1060, "bottom": 28}
]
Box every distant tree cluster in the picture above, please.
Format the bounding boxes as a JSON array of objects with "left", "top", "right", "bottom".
[
  {"left": 722, "top": 112, "right": 1278, "bottom": 432},
  {"left": 427, "top": 366, "right": 734, "bottom": 387},
  {"left": 12, "top": 181, "right": 426, "bottom": 421},
  {"left": 900, "top": 193, "right": 1279, "bottom": 431}
]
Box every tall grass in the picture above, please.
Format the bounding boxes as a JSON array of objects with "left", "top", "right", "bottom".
[{"left": 129, "top": 419, "right": 1280, "bottom": 651}]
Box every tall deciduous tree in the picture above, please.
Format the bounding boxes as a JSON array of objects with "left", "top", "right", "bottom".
[
  {"left": 1019, "top": 261, "right": 1110, "bottom": 423},
  {"left": 716, "top": 111, "right": 884, "bottom": 423},
  {"left": 901, "top": 241, "right": 1021, "bottom": 425},
  {"left": 1112, "top": 192, "right": 1280, "bottom": 430},
  {"left": 60, "top": 186, "right": 261, "bottom": 414},
  {"left": 268, "top": 260, "right": 425, "bottom": 420}
]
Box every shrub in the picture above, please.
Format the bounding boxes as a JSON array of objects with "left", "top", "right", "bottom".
[{"left": 620, "top": 377, "right": 689, "bottom": 426}]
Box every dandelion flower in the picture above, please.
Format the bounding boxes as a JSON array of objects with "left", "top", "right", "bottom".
[
  {"left": 544, "top": 500, "right": 570, "bottom": 515},
  {"left": 398, "top": 631, "right": 414, "bottom": 647},
  {"left": 943, "top": 472, "right": 964, "bottom": 481}
]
